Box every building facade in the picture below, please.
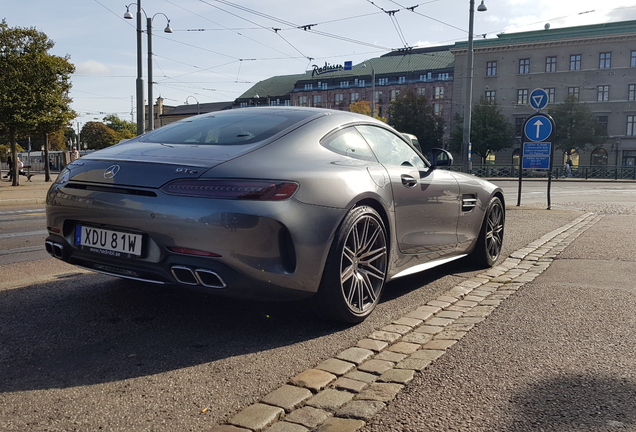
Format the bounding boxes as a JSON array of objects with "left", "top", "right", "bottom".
[{"left": 452, "top": 20, "right": 636, "bottom": 167}]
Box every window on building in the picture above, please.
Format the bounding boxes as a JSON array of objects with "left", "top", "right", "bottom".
[
  {"left": 591, "top": 148, "right": 608, "bottom": 166},
  {"left": 568, "top": 87, "right": 580, "bottom": 100},
  {"left": 570, "top": 54, "right": 581, "bottom": 71},
  {"left": 512, "top": 148, "right": 521, "bottom": 166},
  {"left": 628, "top": 115, "right": 636, "bottom": 136},
  {"left": 485, "top": 152, "right": 496, "bottom": 164},
  {"left": 517, "top": 89, "right": 529, "bottom": 104},
  {"left": 599, "top": 52, "right": 611, "bottom": 69},
  {"left": 486, "top": 61, "right": 497, "bottom": 76},
  {"left": 358, "top": 79, "right": 365, "bottom": 87},
  {"left": 378, "top": 78, "right": 389, "bottom": 86},
  {"left": 390, "top": 89, "right": 400, "bottom": 101},
  {"left": 313, "top": 95, "right": 322, "bottom": 107},
  {"left": 298, "top": 96, "right": 308, "bottom": 106},
  {"left": 304, "top": 83, "right": 313, "bottom": 90},
  {"left": 545, "top": 56, "right": 557, "bottom": 72},
  {"left": 240, "top": 102, "right": 248, "bottom": 108},
  {"left": 419, "top": 74, "right": 426, "bottom": 82},
  {"left": 374, "top": 91, "right": 383, "bottom": 103},
  {"left": 398, "top": 76, "right": 406, "bottom": 84},
  {"left": 350, "top": 92, "right": 359, "bottom": 102},
  {"left": 515, "top": 118, "right": 524, "bottom": 136},
  {"left": 519, "top": 58, "right": 530, "bottom": 74},
  {"left": 438, "top": 73, "right": 450, "bottom": 81},
  {"left": 596, "top": 116, "right": 608, "bottom": 136},
  {"left": 417, "top": 88, "right": 425, "bottom": 96},
  {"left": 485, "top": 90, "right": 496, "bottom": 103},
  {"left": 317, "top": 82, "right": 327, "bottom": 90},
  {"left": 629, "top": 84, "right": 636, "bottom": 101},
  {"left": 335, "top": 93, "right": 344, "bottom": 105},
  {"left": 632, "top": 51, "right": 636, "bottom": 67},
  {"left": 434, "top": 86, "right": 444, "bottom": 99},
  {"left": 284, "top": 100, "right": 290, "bottom": 106},
  {"left": 434, "top": 103, "right": 443, "bottom": 115},
  {"left": 546, "top": 88, "right": 556, "bottom": 103},
  {"left": 340, "top": 81, "right": 349, "bottom": 88},
  {"left": 597, "top": 85, "right": 610, "bottom": 102}
]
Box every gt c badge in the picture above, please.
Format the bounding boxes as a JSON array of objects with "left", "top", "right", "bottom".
[{"left": 104, "top": 165, "right": 121, "bottom": 179}]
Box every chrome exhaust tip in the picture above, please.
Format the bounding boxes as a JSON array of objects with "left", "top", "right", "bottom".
[
  {"left": 194, "top": 269, "right": 226, "bottom": 289},
  {"left": 45, "top": 241, "right": 65, "bottom": 259},
  {"left": 171, "top": 266, "right": 199, "bottom": 285}
]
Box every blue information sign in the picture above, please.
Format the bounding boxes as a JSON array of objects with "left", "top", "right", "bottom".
[
  {"left": 522, "top": 142, "right": 551, "bottom": 169},
  {"left": 530, "top": 88, "right": 549, "bottom": 110},
  {"left": 344, "top": 61, "right": 352, "bottom": 71},
  {"left": 524, "top": 114, "right": 553, "bottom": 142}
]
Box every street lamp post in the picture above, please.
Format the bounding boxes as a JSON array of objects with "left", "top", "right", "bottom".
[
  {"left": 125, "top": 3, "right": 171, "bottom": 134},
  {"left": 185, "top": 96, "right": 200, "bottom": 115},
  {"left": 147, "top": 14, "right": 172, "bottom": 131},
  {"left": 462, "top": 0, "right": 487, "bottom": 173}
]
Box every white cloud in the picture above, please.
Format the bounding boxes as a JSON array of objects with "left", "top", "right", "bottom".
[{"left": 74, "top": 60, "right": 111, "bottom": 75}]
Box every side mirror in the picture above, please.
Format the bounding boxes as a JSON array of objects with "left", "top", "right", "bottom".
[{"left": 428, "top": 148, "right": 454, "bottom": 167}]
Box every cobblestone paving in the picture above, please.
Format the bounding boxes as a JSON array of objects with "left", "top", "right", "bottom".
[{"left": 209, "top": 212, "right": 601, "bottom": 432}]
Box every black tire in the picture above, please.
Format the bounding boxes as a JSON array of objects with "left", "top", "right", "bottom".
[
  {"left": 312, "top": 206, "right": 388, "bottom": 324},
  {"left": 470, "top": 196, "right": 505, "bottom": 268}
]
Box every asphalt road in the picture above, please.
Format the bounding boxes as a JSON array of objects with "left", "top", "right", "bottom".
[{"left": 0, "top": 179, "right": 634, "bottom": 431}]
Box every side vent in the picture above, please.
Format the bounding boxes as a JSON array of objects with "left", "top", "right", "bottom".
[{"left": 462, "top": 194, "right": 477, "bottom": 212}]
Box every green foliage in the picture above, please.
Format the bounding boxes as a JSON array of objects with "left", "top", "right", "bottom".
[
  {"left": 348, "top": 100, "right": 387, "bottom": 123},
  {"left": 387, "top": 88, "right": 444, "bottom": 154},
  {"left": 449, "top": 98, "right": 515, "bottom": 163},
  {"left": 81, "top": 122, "right": 120, "bottom": 150},
  {"left": 548, "top": 95, "right": 606, "bottom": 154},
  {"left": 103, "top": 114, "right": 136, "bottom": 140},
  {"left": 0, "top": 20, "right": 76, "bottom": 184}
]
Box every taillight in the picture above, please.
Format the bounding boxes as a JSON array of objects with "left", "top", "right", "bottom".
[{"left": 160, "top": 179, "right": 298, "bottom": 200}]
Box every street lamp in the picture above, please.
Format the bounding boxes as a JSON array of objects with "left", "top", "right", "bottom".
[
  {"left": 185, "top": 96, "right": 200, "bottom": 115},
  {"left": 363, "top": 61, "right": 376, "bottom": 118},
  {"left": 462, "top": 0, "right": 487, "bottom": 173},
  {"left": 124, "top": 3, "right": 172, "bottom": 133}
]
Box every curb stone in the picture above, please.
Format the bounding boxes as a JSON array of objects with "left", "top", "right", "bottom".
[{"left": 211, "top": 213, "right": 600, "bottom": 432}]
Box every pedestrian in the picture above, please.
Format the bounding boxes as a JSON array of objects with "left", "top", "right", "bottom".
[
  {"left": 565, "top": 159, "right": 573, "bottom": 178},
  {"left": 3, "top": 155, "right": 12, "bottom": 179},
  {"left": 14, "top": 155, "right": 32, "bottom": 180},
  {"left": 70, "top": 147, "right": 80, "bottom": 162}
]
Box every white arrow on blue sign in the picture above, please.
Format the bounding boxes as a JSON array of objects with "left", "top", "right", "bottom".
[
  {"left": 530, "top": 88, "right": 549, "bottom": 110},
  {"left": 524, "top": 114, "right": 553, "bottom": 142}
]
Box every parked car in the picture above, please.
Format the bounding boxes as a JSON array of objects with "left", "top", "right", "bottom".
[{"left": 45, "top": 107, "right": 505, "bottom": 323}]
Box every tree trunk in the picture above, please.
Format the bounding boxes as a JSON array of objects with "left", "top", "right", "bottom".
[
  {"left": 44, "top": 133, "right": 51, "bottom": 182},
  {"left": 10, "top": 127, "right": 19, "bottom": 187}
]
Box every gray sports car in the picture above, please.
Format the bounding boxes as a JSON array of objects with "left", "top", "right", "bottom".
[{"left": 45, "top": 107, "right": 504, "bottom": 323}]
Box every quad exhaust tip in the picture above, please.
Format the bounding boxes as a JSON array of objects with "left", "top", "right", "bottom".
[
  {"left": 171, "top": 266, "right": 226, "bottom": 289},
  {"left": 45, "top": 241, "right": 65, "bottom": 259}
]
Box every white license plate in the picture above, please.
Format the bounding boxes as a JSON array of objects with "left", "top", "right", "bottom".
[{"left": 75, "top": 225, "right": 143, "bottom": 257}]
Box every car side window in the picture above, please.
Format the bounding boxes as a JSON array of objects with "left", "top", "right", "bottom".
[
  {"left": 356, "top": 125, "right": 426, "bottom": 169},
  {"left": 320, "top": 127, "right": 377, "bottom": 162}
]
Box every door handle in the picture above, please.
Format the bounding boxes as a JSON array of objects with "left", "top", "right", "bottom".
[{"left": 401, "top": 174, "right": 418, "bottom": 188}]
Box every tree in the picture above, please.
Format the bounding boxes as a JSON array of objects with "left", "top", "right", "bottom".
[
  {"left": 548, "top": 95, "right": 606, "bottom": 156},
  {"left": 449, "top": 98, "right": 515, "bottom": 163},
  {"left": 387, "top": 88, "right": 445, "bottom": 154},
  {"left": 103, "top": 114, "right": 136, "bottom": 141},
  {"left": 0, "top": 20, "right": 76, "bottom": 185},
  {"left": 80, "top": 122, "right": 119, "bottom": 150},
  {"left": 348, "top": 100, "right": 387, "bottom": 123}
]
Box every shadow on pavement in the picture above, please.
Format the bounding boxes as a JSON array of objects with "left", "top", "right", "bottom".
[{"left": 502, "top": 374, "right": 636, "bottom": 430}]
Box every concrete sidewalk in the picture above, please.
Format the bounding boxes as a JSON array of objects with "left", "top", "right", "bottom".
[
  {"left": 358, "top": 214, "right": 636, "bottom": 431},
  {"left": 0, "top": 173, "right": 51, "bottom": 208}
]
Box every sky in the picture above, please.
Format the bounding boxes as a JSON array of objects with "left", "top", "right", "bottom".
[{"left": 2, "top": 0, "right": 636, "bottom": 129}]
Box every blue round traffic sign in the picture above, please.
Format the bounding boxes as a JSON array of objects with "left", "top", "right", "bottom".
[
  {"left": 524, "top": 114, "right": 553, "bottom": 142},
  {"left": 530, "top": 88, "right": 549, "bottom": 110}
]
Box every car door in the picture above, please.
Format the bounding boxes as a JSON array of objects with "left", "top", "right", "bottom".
[{"left": 356, "top": 125, "right": 460, "bottom": 255}]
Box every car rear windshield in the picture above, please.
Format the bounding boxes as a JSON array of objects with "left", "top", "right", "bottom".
[{"left": 139, "top": 110, "right": 314, "bottom": 145}]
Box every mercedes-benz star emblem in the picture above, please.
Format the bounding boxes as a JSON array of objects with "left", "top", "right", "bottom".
[{"left": 104, "top": 164, "right": 121, "bottom": 179}]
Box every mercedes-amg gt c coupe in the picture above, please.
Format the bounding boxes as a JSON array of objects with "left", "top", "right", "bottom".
[{"left": 46, "top": 107, "right": 504, "bottom": 323}]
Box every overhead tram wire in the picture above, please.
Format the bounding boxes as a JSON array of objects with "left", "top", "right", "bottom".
[{"left": 204, "top": 0, "right": 393, "bottom": 51}]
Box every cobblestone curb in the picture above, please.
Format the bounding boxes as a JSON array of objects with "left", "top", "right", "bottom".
[{"left": 210, "top": 212, "right": 600, "bottom": 432}]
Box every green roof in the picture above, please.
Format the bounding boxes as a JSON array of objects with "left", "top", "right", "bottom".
[
  {"left": 454, "top": 19, "right": 636, "bottom": 50},
  {"left": 238, "top": 73, "right": 306, "bottom": 99},
  {"left": 238, "top": 49, "right": 454, "bottom": 98}
]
